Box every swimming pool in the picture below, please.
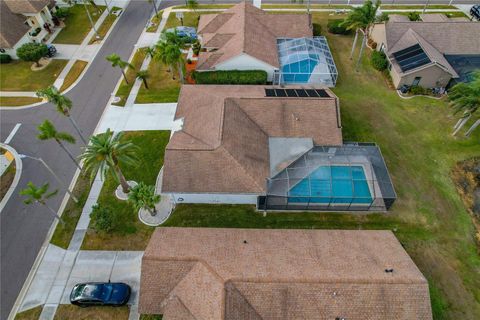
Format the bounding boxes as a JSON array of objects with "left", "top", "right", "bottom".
[{"left": 288, "top": 166, "right": 373, "bottom": 204}]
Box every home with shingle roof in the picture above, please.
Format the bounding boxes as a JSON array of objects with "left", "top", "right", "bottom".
[
  {"left": 196, "top": 1, "right": 338, "bottom": 86},
  {"left": 370, "top": 14, "right": 480, "bottom": 89},
  {"left": 161, "top": 85, "right": 396, "bottom": 212},
  {"left": 139, "top": 227, "right": 433, "bottom": 319},
  {"left": 0, "top": 0, "right": 56, "bottom": 59}
]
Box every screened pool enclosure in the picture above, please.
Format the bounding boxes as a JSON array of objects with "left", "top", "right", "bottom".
[
  {"left": 276, "top": 37, "right": 338, "bottom": 86},
  {"left": 258, "top": 143, "right": 396, "bottom": 212}
]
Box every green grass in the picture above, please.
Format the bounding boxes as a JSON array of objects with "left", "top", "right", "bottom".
[
  {"left": 381, "top": 5, "right": 457, "bottom": 10},
  {"left": 262, "top": 4, "right": 351, "bottom": 9},
  {"left": 0, "top": 97, "right": 42, "bottom": 106},
  {"left": 139, "top": 315, "right": 163, "bottom": 320},
  {"left": 81, "top": 131, "right": 170, "bottom": 250},
  {"left": 89, "top": 11, "right": 117, "bottom": 43},
  {"left": 54, "top": 305, "right": 129, "bottom": 320},
  {"left": 146, "top": 11, "right": 163, "bottom": 32},
  {"left": 164, "top": 11, "right": 222, "bottom": 29},
  {"left": 174, "top": 4, "right": 234, "bottom": 9},
  {"left": 113, "top": 48, "right": 147, "bottom": 107},
  {"left": 386, "top": 11, "right": 467, "bottom": 18},
  {"left": 14, "top": 306, "right": 43, "bottom": 320},
  {"left": 50, "top": 174, "right": 92, "bottom": 249},
  {"left": 60, "top": 60, "right": 88, "bottom": 92},
  {"left": 135, "top": 58, "right": 181, "bottom": 104},
  {"left": 162, "top": 12, "right": 480, "bottom": 320},
  {"left": 53, "top": 4, "right": 105, "bottom": 44},
  {"left": 0, "top": 59, "right": 68, "bottom": 91}
]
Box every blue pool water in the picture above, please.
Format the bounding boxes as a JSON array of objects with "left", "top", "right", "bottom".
[
  {"left": 288, "top": 166, "right": 373, "bottom": 204},
  {"left": 281, "top": 59, "right": 317, "bottom": 83}
]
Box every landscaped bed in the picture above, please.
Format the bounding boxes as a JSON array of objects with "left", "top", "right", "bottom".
[
  {"left": 81, "top": 131, "right": 170, "bottom": 251},
  {"left": 53, "top": 305, "right": 129, "bottom": 320},
  {"left": 0, "top": 59, "right": 68, "bottom": 91},
  {"left": 160, "top": 12, "right": 480, "bottom": 320},
  {"left": 113, "top": 48, "right": 147, "bottom": 106},
  {"left": 14, "top": 306, "right": 42, "bottom": 320},
  {"left": 53, "top": 4, "right": 105, "bottom": 44},
  {"left": 89, "top": 10, "right": 119, "bottom": 44},
  {"left": 135, "top": 58, "right": 181, "bottom": 104},
  {"left": 146, "top": 11, "right": 163, "bottom": 32},
  {"left": 0, "top": 159, "right": 15, "bottom": 202},
  {"left": 60, "top": 60, "right": 88, "bottom": 92},
  {"left": 0, "top": 97, "right": 42, "bottom": 107}
]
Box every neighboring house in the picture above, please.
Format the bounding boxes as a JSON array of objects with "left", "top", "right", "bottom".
[
  {"left": 0, "top": 0, "right": 56, "bottom": 59},
  {"left": 196, "top": 1, "right": 338, "bottom": 86},
  {"left": 140, "top": 227, "right": 433, "bottom": 319},
  {"left": 161, "top": 85, "right": 396, "bottom": 212},
  {"left": 370, "top": 14, "right": 480, "bottom": 89}
]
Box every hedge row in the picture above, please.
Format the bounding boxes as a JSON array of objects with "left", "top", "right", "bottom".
[
  {"left": 327, "top": 19, "right": 350, "bottom": 35},
  {"left": 371, "top": 51, "right": 388, "bottom": 71},
  {"left": 192, "top": 70, "right": 267, "bottom": 84}
]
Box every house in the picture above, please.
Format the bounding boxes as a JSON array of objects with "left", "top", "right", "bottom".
[
  {"left": 139, "top": 227, "right": 433, "bottom": 319},
  {"left": 196, "top": 1, "right": 338, "bottom": 86},
  {"left": 370, "top": 14, "right": 480, "bottom": 89},
  {"left": 0, "top": 0, "right": 56, "bottom": 59},
  {"left": 161, "top": 85, "right": 396, "bottom": 212}
]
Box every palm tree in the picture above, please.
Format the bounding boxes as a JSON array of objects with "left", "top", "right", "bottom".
[
  {"left": 80, "top": 129, "right": 139, "bottom": 194},
  {"left": 36, "top": 86, "right": 87, "bottom": 145},
  {"left": 147, "top": 0, "right": 159, "bottom": 17},
  {"left": 341, "top": 0, "right": 381, "bottom": 71},
  {"left": 449, "top": 71, "right": 480, "bottom": 136},
  {"left": 106, "top": 53, "right": 133, "bottom": 84},
  {"left": 128, "top": 182, "right": 160, "bottom": 216},
  {"left": 145, "top": 46, "right": 156, "bottom": 60},
  {"left": 155, "top": 41, "right": 185, "bottom": 82},
  {"left": 37, "top": 120, "right": 81, "bottom": 170},
  {"left": 155, "top": 41, "right": 173, "bottom": 75},
  {"left": 163, "top": 30, "right": 187, "bottom": 49},
  {"left": 20, "top": 182, "right": 64, "bottom": 225},
  {"left": 136, "top": 70, "right": 150, "bottom": 89}
]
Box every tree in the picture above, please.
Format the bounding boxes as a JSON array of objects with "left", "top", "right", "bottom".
[
  {"left": 20, "top": 182, "right": 63, "bottom": 225},
  {"left": 341, "top": 0, "right": 381, "bottom": 71},
  {"left": 147, "top": 0, "right": 159, "bottom": 17},
  {"left": 80, "top": 129, "right": 139, "bottom": 194},
  {"left": 37, "top": 120, "right": 81, "bottom": 170},
  {"left": 106, "top": 53, "right": 133, "bottom": 83},
  {"left": 155, "top": 41, "right": 184, "bottom": 82},
  {"left": 192, "top": 40, "right": 201, "bottom": 56},
  {"left": 128, "top": 182, "right": 160, "bottom": 216},
  {"left": 16, "top": 43, "right": 48, "bottom": 67},
  {"left": 136, "top": 70, "right": 150, "bottom": 89},
  {"left": 145, "top": 46, "right": 156, "bottom": 60},
  {"left": 449, "top": 71, "right": 480, "bottom": 136},
  {"left": 162, "top": 30, "right": 187, "bottom": 49},
  {"left": 36, "top": 86, "right": 87, "bottom": 144}
]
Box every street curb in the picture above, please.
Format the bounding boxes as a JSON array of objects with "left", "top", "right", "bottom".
[{"left": 0, "top": 143, "right": 22, "bottom": 213}]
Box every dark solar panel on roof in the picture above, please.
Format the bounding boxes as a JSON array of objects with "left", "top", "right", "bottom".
[
  {"left": 305, "top": 89, "right": 319, "bottom": 97},
  {"left": 274, "top": 89, "right": 287, "bottom": 97},
  {"left": 265, "top": 89, "right": 276, "bottom": 97},
  {"left": 285, "top": 89, "right": 298, "bottom": 97},
  {"left": 315, "top": 89, "right": 329, "bottom": 97},
  {"left": 393, "top": 44, "right": 431, "bottom": 72},
  {"left": 295, "top": 89, "right": 308, "bottom": 97}
]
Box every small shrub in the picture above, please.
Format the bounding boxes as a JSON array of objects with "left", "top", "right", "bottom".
[
  {"left": 54, "top": 7, "right": 70, "bottom": 19},
  {"left": 0, "top": 54, "right": 12, "bottom": 64},
  {"left": 371, "top": 51, "right": 388, "bottom": 71},
  {"left": 312, "top": 23, "right": 322, "bottom": 36},
  {"left": 409, "top": 85, "right": 427, "bottom": 95},
  {"left": 327, "top": 20, "right": 350, "bottom": 35},
  {"left": 193, "top": 70, "right": 267, "bottom": 85},
  {"left": 187, "top": 58, "right": 192, "bottom": 64},
  {"left": 371, "top": 41, "right": 377, "bottom": 49},
  {"left": 192, "top": 41, "right": 201, "bottom": 56},
  {"left": 376, "top": 12, "right": 389, "bottom": 23},
  {"left": 90, "top": 204, "right": 118, "bottom": 232},
  {"left": 408, "top": 12, "right": 420, "bottom": 21},
  {"left": 16, "top": 42, "right": 48, "bottom": 66}
]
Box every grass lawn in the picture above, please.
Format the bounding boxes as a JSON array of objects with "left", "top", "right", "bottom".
[
  {"left": 81, "top": 131, "right": 170, "bottom": 250},
  {"left": 381, "top": 5, "right": 457, "bottom": 10},
  {"left": 146, "top": 11, "right": 163, "bottom": 33},
  {"left": 0, "top": 59, "right": 67, "bottom": 91},
  {"left": 89, "top": 11, "right": 117, "bottom": 44},
  {"left": 0, "top": 97, "right": 42, "bottom": 106},
  {"left": 174, "top": 4, "right": 233, "bottom": 9},
  {"left": 14, "top": 306, "right": 42, "bottom": 320},
  {"left": 262, "top": 4, "right": 352, "bottom": 9},
  {"left": 386, "top": 11, "right": 468, "bottom": 18},
  {"left": 162, "top": 12, "right": 480, "bottom": 320},
  {"left": 60, "top": 60, "right": 88, "bottom": 92},
  {"left": 113, "top": 48, "right": 146, "bottom": 107},
  {"left": 50, "top": 174, "right": 92, "bottom": 249},
  {"left": 164, "top": 11, "right": 221, "bottom": 29},
  {"left": 139, "top": 315, "right": 163, "bottom": 320},
  {"left": 53, "top": 305, "right": 129, "bottom": 320},
  {"left": 53, "top": 4, "right": 105, "bottom": 44},
  {"left": 135, "top": 58, "right": 181, "bottom": 104}
]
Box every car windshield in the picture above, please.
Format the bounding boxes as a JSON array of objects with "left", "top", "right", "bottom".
[{"left": 74, "top": 284, "right": 113, "bottom": 301}]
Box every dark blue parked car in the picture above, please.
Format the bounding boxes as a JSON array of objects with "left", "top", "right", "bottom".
[{"left": 70, "top": 282, "right": 131, "bottom": 307}]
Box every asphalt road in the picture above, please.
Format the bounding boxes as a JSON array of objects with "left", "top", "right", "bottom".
[{"left": 0, "top": 0, "right": 476, "bottom": 319}]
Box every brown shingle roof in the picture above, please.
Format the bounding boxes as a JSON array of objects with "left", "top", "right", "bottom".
[
  {"left": 197, "top": 1, "right": 312, "bottom": 70},
  {"left": 0, "top": 1, "right": 30, "bottom": 48},
  {"left": 140, "top": 228, "right": 433, "bottom": 319},
  {"left": 3, "top": 0, "right": 50, "bottom": 14},
  {"left": 162, "top": 85, "right": 342, "bottom": 194}
]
